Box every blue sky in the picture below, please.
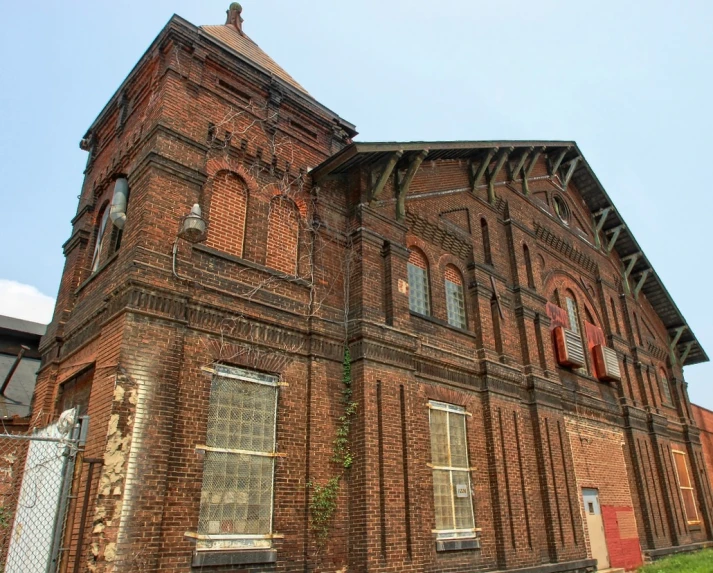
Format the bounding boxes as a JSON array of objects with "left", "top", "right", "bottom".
[{"left": 0, "top": 0, "right": 711, "bottom": 407}]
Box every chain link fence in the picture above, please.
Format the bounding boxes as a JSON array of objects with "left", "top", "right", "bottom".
[{"left": 0, "top": 410, "right": 86, "bottom": 573}]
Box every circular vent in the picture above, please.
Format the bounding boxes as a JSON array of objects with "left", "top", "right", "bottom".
[{"left": 553, "top": 195, "right": 570, "bottom": 225}]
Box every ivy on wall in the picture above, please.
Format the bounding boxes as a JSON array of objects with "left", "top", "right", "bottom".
[{"left": 308, "top": 347, "right": 357, "bottom": 546}]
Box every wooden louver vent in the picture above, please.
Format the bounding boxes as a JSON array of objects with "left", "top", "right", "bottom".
[
  {"left": 553, "top": 327, "right": 585, "bottom": 369},
  {"left": 592, "top": 344, "right": 621, "bottom": 382}
]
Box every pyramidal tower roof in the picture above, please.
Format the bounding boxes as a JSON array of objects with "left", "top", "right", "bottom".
[{"left": 201, "top": 3, "right": 310, "bottom": 96}]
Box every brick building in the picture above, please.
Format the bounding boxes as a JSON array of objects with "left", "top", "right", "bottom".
[{"left": 31, "top": 4, "right": 713, "bottom": 572}]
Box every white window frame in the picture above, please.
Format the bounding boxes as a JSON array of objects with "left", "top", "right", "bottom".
[
  {"left": 91, "top": 208, "right": 110, "bottom": 272},
  {"left": 445, "top": 278, "right": 466, "bottom": 329},
  {"left": 195, "top": 365, "right": 280, "bottom": 551},
  {"left": 408, "top": 261, "right": 430, "bottom": 315},
  {"left": 428, "top": 401, "right": 476, "bottom": 540}
]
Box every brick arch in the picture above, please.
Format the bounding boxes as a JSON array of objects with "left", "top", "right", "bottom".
[
  {"left": 204, "top": 170, "right": 249, "bottom": 258},
  {"left": 543, "top": 270, "right": 604, "bottom": 327},
  {"left": 206, "top": 338, "right": 294, "bottom": 375},
  {"left": 422, "top": 383, "right": 475, "bottom": 410},
  {"left": 266, "top": 194, "right": 300, "bottom": 276},
  {"left": 436, "top": 253, "right": 467, "bottom": 280},
  {"left": 205, "top": 157, "right": 259, "bottom": 194},
  {"left": 405, "top": 235, "right": 437, "bottom": 267},
  {"left": 269, "top": 187, "right": 308, "bottom": 219}
]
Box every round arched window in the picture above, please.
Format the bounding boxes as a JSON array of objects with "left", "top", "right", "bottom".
[{"left": 553, "top": 195, "right": 570, "bottom": 225}]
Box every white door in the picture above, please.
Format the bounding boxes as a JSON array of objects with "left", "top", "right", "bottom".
[{"left": 583, "top": 488, "right": 610, "bottom": 570}]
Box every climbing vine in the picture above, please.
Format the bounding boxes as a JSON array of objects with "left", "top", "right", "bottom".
[{"left": 309, "top": 347, "right": 357, "bottom": 546}]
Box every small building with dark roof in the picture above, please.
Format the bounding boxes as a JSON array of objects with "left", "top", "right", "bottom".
[{"left": 0, "top": 315, "right": 45, "bottom": 426}]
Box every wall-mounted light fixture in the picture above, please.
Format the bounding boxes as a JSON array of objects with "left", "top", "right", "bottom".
[{"left": 173, "top": 203, "right": 207, "bottom": 280}]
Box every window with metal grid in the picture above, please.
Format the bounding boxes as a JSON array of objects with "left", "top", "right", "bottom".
[
  {"left": 660, "top": 372, "right": 672, "bottom": 405},
  {"left": 408, "top": 262, "right": 430, "bottom": 315},
  {"left": 429, "top": 401, "right": 475, "bottom": 540},
  {"left": 445, "top": 278, "right": 466, "bottom": 329},
  {"left": 672, "top": 450, "right": 700, "bottom": 525},
  {"left": 197, "top": 365, "right": 279, "bottom": 550}
]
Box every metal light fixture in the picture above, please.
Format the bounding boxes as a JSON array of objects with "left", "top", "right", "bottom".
[{"left": 173, "top": 203, "right": 208, "bottom": 280}]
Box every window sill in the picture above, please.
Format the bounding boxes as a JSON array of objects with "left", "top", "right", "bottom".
[
  {"left": 436, "top": 538, "right": 480, "bottom": 552},
  {"left": 75, "top": 252, "right": 119, "bottom": 295},
  {"left": 410, "top": 311, "right": 476, "bottom": 339},
  {"left": 192, "top": 548, "right": 277, "bottom": 567},
  {"left": 194, "top": 244, "right": 310, "bottom": 287}
]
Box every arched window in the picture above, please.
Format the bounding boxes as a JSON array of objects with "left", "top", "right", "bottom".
[
  {"left": 610, "top": 297, "right": 621, "bottom": 335},
  {"left": 407, "top": 248, "right": 430, "bottom": 315},
  {"left": 523, "top": 244, "right": 535, "bottom": 289},
  {"left": 444, "top": 265, "right": 466, "bottom": 329},
  {"left": 481, "top": 218, "right": 492, "bottom": 266},
  {"left": 491, "top": 294, "right": 503, "bottom": 355},
  {"left": 206, "top": 171, "right": 248, "bottom": 258},
  {"left": 266, "top": 196, "right": 300, "bottom": 275},
  {"left": 91, "top": 206, "right": 110, "bottom": 272},
  {"left": 633, "top": 312, "right": 643, "bottom": 346},
  {"left": 565, "top": 294, "right": 580, "bottom": 334},
  {"left": 660, "top": 370, "right": 672, "bottom": 405}
]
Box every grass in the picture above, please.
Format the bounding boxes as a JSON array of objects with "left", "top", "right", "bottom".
[{"left": 638, "top": 549, "right": 713, "bottom": 573}]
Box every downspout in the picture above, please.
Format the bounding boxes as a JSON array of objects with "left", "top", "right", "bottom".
[{"left": 109, "top": 177, "right": 129, "bottom": 229}]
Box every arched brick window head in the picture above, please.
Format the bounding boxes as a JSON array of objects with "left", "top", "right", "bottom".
[
  {"left": 407, "top": 248, "right": 430, "bottom": 315},
  {"left": 206, "top": 171, "right": 248, "bottom": 258},
  {"left": 444, "top": 265, "right": 466, "bottom": 329},
  {"left": 266, "top": 196, "right": 300, "bottom": 275},
  {"left": 481, "top": 218, "right": 492, "bottom": 266}
]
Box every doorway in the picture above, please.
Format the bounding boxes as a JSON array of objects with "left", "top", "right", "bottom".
[{"left": 582, "top": 488, "right": 610, "bottom": 570}]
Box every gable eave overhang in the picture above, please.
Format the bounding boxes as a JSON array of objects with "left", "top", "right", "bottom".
[{"left": 313, "top": 140, "right": 708, "bottom": 367}]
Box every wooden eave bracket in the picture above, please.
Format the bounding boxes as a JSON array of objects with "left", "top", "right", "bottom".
[
  {"left": 396, "top": 150, "right": 428, "bottom": 221},
  {"left": 549, "top": 146, "right": 571, "bottom": 178},
  {"left": 510, "top": 147, "right": 534, "bottom": 181},
  {"left": 487, "top": 147, "right": 514, "bottom": 204},
  {"left": 593, "top": 207, "right": 613, "bottom": 247},
  {"left": 605, "top": 224, "right": 626, "bottom": 253},
  {"left": 633, "top": 268, "right": 652, "bottom": 299},
  {"left": 669, "top": 326, "right": 688, "bottom": 365},
  {"left": 470, "top": 148, "right": 498, "bottom": 193},
  {"left": 369, "top": 150, "right": 403, "bottom": 204},
  {"left": 561, "top": 156, "right": 581, "bottom": 190},
  {"left": 522, "top": 147, "right": 545, "bottom": 195},
  {"left": 679, "top": 341, "right": 695, "bottom": 365},
  {"left": 621, "top": 252, "right": 641, "bottom": 294}
]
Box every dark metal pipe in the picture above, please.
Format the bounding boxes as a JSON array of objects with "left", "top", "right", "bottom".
[
  {"left": 73, "top": 459, "right": 103, "bottom": 573},
  {"left": 1, "top": 345, "right": 30, "bottom": 396}
]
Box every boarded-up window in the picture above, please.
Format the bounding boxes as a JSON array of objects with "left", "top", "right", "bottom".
[
  {"left": 672, "top": 450, "right": 699, "bottom": 524},
  {"left": 206, "top": 171, "right": 248, "bottom": 259},
  {"left": 445, "top": 266, "right": 466, "bottom": 329},
  {"left": 660, "top": 372, "right": 672, "bottom": 405},
  {"left": 197, "top": 366, "right": 279, "bottom": 550},
  {"left": 58, "top": 368, "right": 95, "bottom": 417},
  {"left": 408, "top": 249, "right": 430, "bottom": 315},
  {"left": 481, "top": 218, "right": 492, "bottom": 265},
  {"left": 266, "top": 196, "right": 300, "bottom": 275},
  {"left": 429, "top": 401, "right": 475, "bottom": 539}
]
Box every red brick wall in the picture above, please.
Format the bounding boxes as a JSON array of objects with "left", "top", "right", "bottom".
[{"left": 693, "top": 405, "right": 713, "bottom": 520}]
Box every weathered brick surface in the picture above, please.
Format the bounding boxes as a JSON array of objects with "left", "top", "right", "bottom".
[{"left": 28, "top": 8, "right": 713, "bottom": 573}]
